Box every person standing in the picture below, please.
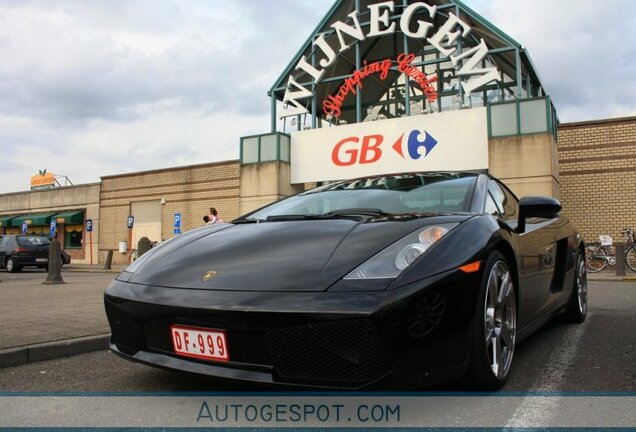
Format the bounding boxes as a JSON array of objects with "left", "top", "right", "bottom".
[{"left": 208, "top": 207, "right": 224, "bottom": 224}]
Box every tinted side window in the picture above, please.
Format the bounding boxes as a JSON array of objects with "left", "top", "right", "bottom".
[
  {"left": 0, "top": 236, "right": 8, "bottom": 248},
  {"left": 485, "top": 193, "right": 500, "bottom": 216},
  {"left": 488, "top": 180, "right": 518, "bottom": 222},
  {"left": 499, "top": 182, "right": 519, "bottom": 221}
]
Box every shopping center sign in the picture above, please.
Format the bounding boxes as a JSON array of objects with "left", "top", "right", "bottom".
[
  {"left": 290, "top": 108, "right": 488, "bottom": 183},
  {"left": 281, "top": 1, "right": 501, "bottom": 119}
]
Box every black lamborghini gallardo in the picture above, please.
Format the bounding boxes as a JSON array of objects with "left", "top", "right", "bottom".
[{"left": 104, "top": 172, "right": 587, "bottom": 389}]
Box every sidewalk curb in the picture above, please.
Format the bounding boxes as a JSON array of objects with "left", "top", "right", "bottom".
[
  {"left": 587, "top": 274, "right": 636, "bottom": 282},
  {"left": 0, "top": 333, "right": 111, "bottom": 369},
  {"left": 67, "top": 269, "right": 121, "bottom": 274}
]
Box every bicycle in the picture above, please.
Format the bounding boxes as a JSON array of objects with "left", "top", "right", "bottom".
[{"left": 585, "top": 227, "right": 636, "bottom": 273}]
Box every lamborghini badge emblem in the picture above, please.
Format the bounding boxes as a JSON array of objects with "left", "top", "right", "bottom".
[{"left": 202, "top": 271, "right": 218, "bottom": 282}]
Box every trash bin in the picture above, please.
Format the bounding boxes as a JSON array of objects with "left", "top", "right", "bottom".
[{"left": 118, "top": 241, "right": 128, "bottom": 253}]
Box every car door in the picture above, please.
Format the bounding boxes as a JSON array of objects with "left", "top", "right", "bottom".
[
  {"left": 0, "top": 236, "right": 10, "bottom": 268},
  {"left": 487, "top": 181, "right": 558, "bottom": 328}
]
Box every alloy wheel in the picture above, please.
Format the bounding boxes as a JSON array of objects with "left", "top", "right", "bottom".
[
  {"left": 483, "top": 260, "right": 516, "bottom": 380},
  {"left": 576, "top": 256, "right": 588, "bottom": 315}
]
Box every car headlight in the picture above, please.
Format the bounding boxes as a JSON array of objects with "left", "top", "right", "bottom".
[{"left": 344, "top": 223, "right": 458, "bottom": 280}]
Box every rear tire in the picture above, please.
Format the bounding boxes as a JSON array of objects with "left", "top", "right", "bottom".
[
  {"left": 565, "top": 253, "right": 587, "bottom": 323},
  {"left": 465, "top": 251, "right": 517, "bottom": 390},
  {"left": 625, "top": 246, "right": 636, "bottom": 273},
  {"left": 585, "top": 245, "right": 607, "bottom": 273},
  {"left": 6, "top": 257, "right": 21, "bottom": 273}
]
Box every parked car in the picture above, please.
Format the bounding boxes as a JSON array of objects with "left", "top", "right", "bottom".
[
  {"left": 104, "top": 172, "right": 586, "bottom": 390},
  {"left": 0, "top": 235, "right": 71, "bottom": 272}
]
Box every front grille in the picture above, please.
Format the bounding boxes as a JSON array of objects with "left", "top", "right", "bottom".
[
  {"left": 104, "top": 297, "right": 144, "bottom": 355},
  {"left": 267, "top": 319, "right": 389, "bottom": 385}
]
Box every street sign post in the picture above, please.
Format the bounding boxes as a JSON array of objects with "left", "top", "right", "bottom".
[
  {"left": 174, "top": 213, "right": 181, "bottom": 235},
  {"left": 49, "top": 220, "right": 57, "bottom": 240},
  {"left": 86, "top": 219, "right": 94, "bottom": 265},
  {"left": 21, "top": 222, "right": 28, "bottom": 234},
  {"left": 127, "top": 216, "right": 134, "bottom": 263}
]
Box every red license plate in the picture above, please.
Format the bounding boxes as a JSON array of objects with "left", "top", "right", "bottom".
[{"left": 170, "top": 324, "right": 229, "bottom": 362}]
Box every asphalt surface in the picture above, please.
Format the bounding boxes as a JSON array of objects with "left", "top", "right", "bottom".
[
  {"left": 0, "top": 269, "right": 116, "bottom": 348},
  {"left": 0, "top": 279, "right": 634, "bottom": 393}
]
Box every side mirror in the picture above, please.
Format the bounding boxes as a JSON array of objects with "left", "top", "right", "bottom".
[{"left": 518, "top": 196, "right": 561, "bottom": 233}]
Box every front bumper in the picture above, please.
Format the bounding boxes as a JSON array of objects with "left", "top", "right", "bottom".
[{"left": 104, "top": 269, "right": 481, "bottom": 389}]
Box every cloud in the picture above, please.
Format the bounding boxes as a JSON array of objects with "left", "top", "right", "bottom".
[
  {"left": 0, "top": 0, "right": 333, "bottom": 193},
  {"left": 0, "top": 0, "right": 334, "bottom": 126},
  {"left": 0, "top": 0, "right": 634, "bottom": 194},
  {"left": 473, "top": 0, "right": 636, "bottom": 122}
]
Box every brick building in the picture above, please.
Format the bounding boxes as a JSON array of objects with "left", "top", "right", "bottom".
[
  {"left": 1, "top": 0, "right": 635, "bottom": 266},
  {"left": 558, "top": 116, "right": 636, "bottom": 243},
  {"left": 99, "top": 161, "right": 240, "bottom": 264}
]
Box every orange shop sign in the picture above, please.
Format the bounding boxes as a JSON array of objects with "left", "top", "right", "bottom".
[{"left": 30, "top": 169, "right": 55, "bottom": 190}]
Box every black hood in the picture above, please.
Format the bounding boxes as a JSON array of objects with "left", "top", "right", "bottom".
[{"left": 128, "top": 216, "right": 470, "bottom": 292}]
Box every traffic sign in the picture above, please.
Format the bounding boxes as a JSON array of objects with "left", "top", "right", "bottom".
[
  {"left": 173, "top": 228, "right": 181, "bottom": 235},
  {"left": 50, "top": 220, "right": 57, "bottom": 239},
  {"left": 86, "top": 219, "right": 93, "bottom": 232},
  {"left": 127, "top": 216, "right": 134, "bottom": 229},
  {"left": 174, "top": 213, "right": 182, "bottom": 228},
  {"left": 21, "top": 222, "right": 28, "bottom": 234}
]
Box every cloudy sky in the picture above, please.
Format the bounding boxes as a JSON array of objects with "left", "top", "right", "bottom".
[{"left": 0, "top": 0, "right": 634, "bottom": 194}]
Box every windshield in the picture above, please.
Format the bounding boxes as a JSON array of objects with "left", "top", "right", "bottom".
[
  {"left": 249, "top": 173, "right": 477, "bottom": 219},
  {"left": 17, "top": 236, "right": 51, "bottom": 247}
]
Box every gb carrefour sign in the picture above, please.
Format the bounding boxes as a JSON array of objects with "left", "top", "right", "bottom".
[{"left": 290, "top": 108, "right": 488, "bottom": 183}]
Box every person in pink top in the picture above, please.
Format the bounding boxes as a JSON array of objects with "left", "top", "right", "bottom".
[{"left": 208, "top": 207, "right": 224, "bottom": 224}]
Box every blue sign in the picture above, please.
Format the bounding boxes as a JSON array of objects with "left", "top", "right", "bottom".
[
  {"left": 174, "top": 213, "right": 181, "bottom": 227},
  {"left": 86, "top": 219, "right": 93, "bottom": 232},
  {"left": 173, "top": 228, "right": 181, "bottom": 235},
  {"left": 21, "top": 222, "right": 28, "bottom": 234},
  {"left": 127, "top": 216, "right": 134, "bottom": 229},
  {"left": 50, "top": 220, "right": 57, "bottom": 239}
]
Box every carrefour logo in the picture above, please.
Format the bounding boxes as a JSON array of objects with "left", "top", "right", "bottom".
[{"left": 331, "top": 129, "right": 438, "bottom": 166}]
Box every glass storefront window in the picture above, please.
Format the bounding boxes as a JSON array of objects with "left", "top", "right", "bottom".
[
  {"left": 280, "top": 134, "right": 290, "bottom": 162},
  {"left": 490, "top": 102, "right": 518, "bottom": 136},
  {"left": 65, "top": 226, "right": 83, "bottom": 249},
  {"left": 242, "top": 137, "right": 259, "bottom": 164},
  {"left": 520, "top": 99, "right": 548, "bottom": 134},
  {"left": 260, "top": 134, "right": 278, "bottom": 162}
]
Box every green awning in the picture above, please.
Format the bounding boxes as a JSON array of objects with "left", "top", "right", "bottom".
[
  {"left": 10, "top": 212, "right": 56, "bottom": 227},
  {"left": 0, "top": 215, "right": 17, "bottom": 228},
  {"left": 52, "top": 210, "right": 84, "bottom": 225}
]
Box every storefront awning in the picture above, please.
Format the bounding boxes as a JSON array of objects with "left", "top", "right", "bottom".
[
  {"left": 10, "top": 212, "right": 57, "bottom": 227},
  {"left": 53, "top": 210, "right": 84, "bottom": 225},
  {"left": 0, "top": 215, "right": 17, "bottom": 228}
]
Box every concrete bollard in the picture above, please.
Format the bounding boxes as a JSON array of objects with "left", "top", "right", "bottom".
[
  {"left": 137, "top": 237, "right": 152, "bottom": 258},
  {"left": 43, "top": 239, "right": 65, "bottom": 285},
  {"left": 103, "top": 250, "right": 113, "bottom": 270}
]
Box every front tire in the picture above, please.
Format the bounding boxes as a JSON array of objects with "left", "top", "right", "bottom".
[
  {"left": 565, "top": 253, "right": 587, "bottom": 323},
  {"left": 466, "top": 251, "right": 517, "bottom": 390}
]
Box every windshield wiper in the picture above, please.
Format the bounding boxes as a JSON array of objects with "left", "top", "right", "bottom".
[
  {"left": 321, "top": 208, "right": 393, "bottom": 218},
  {"left": 264, "top": 209, "right": 394, "bottom": 222},
  {"left": 231, "top": 217, "right": 268, "bottom": 224},
  {"left": 265, "top": 214, "right": 322, "bottom": 221}
]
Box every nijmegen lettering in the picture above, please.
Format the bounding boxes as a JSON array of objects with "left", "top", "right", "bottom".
[{"left": 281, "top": 0, "right": 501, "bottom": 118}]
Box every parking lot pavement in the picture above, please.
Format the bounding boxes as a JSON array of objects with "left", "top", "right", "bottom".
[
  {"left": 0, "top": 269, "right": 117, "bottom": 367},
  {"left": 0, "top": 264, "right": 632, "bottom": 370}
]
